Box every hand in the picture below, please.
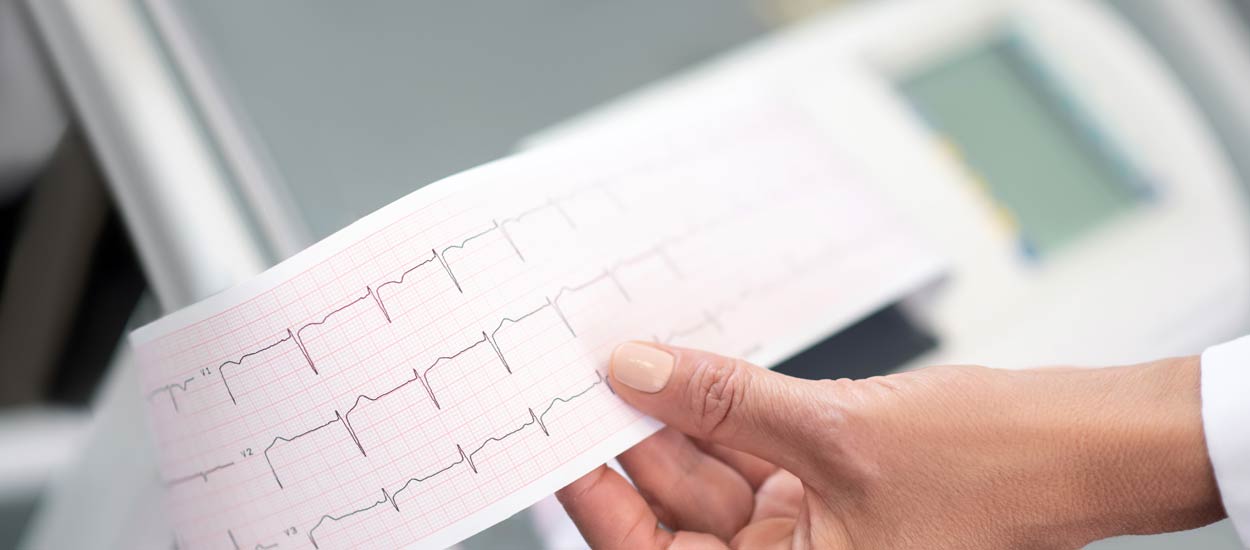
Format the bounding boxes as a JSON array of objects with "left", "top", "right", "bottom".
[{"left": 556, "top": 342, "right": 1224, "bottom": 549}]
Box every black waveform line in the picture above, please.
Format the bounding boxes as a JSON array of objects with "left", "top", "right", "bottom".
[
  {"left": 487, "top": 188, "right": 604, "bottom": 266},
  {"left": 547, "top": 296, "right": 576, "bottom": 338},
  {"left": 156, "top": 190, "right": 768, "bottom": 543},
  {"left": 495, "top": 201, "right": 557, "bottom": 266},
  {"left": 601, "top": 186, "right": 627, "bottom": 212},
  {"left": 549, "top": 263, "right": 639, "bottom": 337},
  {"left": 227, "top": 529, "right": 277, "bottom": 550},
  {"left": 612, "top": 239, "right": 686, "bottom": 283},
  {"left": 538, "top": 371, "right": 604, "bottom": 429},
  {"left": 306, "top": 452, "right": 466, "bottom": 550},
  {"left": 552, "top": 266, "right": 635, "bottom": 305},
  {"left": 306, "top": 375, "right": 605, "bottom": 549},
  {"left": 435, "top": 222, "right": 504, "bottom": 295},
  {"left": 294, "top": 289, "right": 377, "bottom": 376},
  {"left": 264, "top": 417, "right": 341, "bottom": 489},
  {"left": 372, "top": 213, "right": 536, "bottom": 321},
  {"left": 543, "top": 244, "right": 676, "bottom": 341},
  {"left": 219, "top": 330, "right": 295, "bottom": 405},
  {"left": 505, "top": 201, "right": 552, "bottom": 225},
  {"left": 432, "top": 249, "right": 460, "bottom": 293},
  {"left": 470, "top": 373, "right": 604, "bottom": 465},
  {"left": 552, "top": 272, "right": 610, "bottom": 301},
  {"left": 337, "top": 409, "right": 367, "bottom": 457},
  {"left": 392, "top": 451, "right": 466, "bottom": 512},
  {"left": 549, "top": 196, "right": 578, "bottom": 229},
  {"left": 147, "top": 188, "right": 631, "bottom": 413},
  {"left": 373, "top": 255, "right": 437, "bottom": 322},
  {"left": 149, "top": 291, "right": 379, "bottom": 408},
  {"left": 527, "top": 407, "right": 548, "bottom": 436},
  {"left": 501, "top": 191, "right": 581, "bottom": 234},
  {"left": 374, "top": 189, "right": 593, "bottom": 318},
  {"left": 281, "top": 301, "right": 554, "bottom": 482},
  {"left": 148, "top": 174, "right": 705, "bottom": 413},
  {"left": 605, "top": 270, "right": 631, "bottom": 302},
  {"left": 489, "top": 302, "right": 551, "bottom": 334},
  {"left": 440, "top": 223, "right": 498, "bottom": 258},
  {"left": 268, "top": 329, "right": 508, "bottom": 489},
  {"left": 235, "top": 260, "right": 635, "bottom": 480},
  {"left": 367, "top": 285, "right": 388, "bottom": 324},
  {"left": 340, "top": 369, "right": 422, "bottom": 455},
  {"left": 147, "top": 376, "right": 195, "bottom": 412},
  {"left": 653, "top": 244, "right": 683, "bottom": 279},
  {"left": 495, "top": 219, "right": 524, "bottom": 262},
  {"left": 418, "top": 333, "right": 489, "bottom": 411},
  {"left": 465, "top": 414, "right": 532, "bottom": 473},
  {"left": 659, "top": 309, "right": 725, "bottom": 345},
  {"left": 179, "top": 184, "right": 778, "bottom": 542},
  {"left": 159, "top": 210, "right": 718, "bottom": 495},
  {"left": 486, "top": 301, "right": 554, "bottom": 374},
  {"left": 484, "top": 330, "right": 510, "bottom": 375},
  {"left": 163, "top": 460, "right": 235, "bottom": 488},
  {"left": 161, "top": 192, "right": 721, "bottom": 492}
]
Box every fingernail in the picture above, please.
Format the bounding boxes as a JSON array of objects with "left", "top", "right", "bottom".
[{"left": 611, "top": 342, "right": 674, "bottom": 393}]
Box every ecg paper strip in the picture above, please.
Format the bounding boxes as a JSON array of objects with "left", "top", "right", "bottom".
[{"left": 131, "top": 99, "right": 944, "bottom": 550}]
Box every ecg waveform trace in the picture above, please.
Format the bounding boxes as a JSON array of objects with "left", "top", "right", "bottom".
[
  {"left": 146, "top": 193, "right": 701, "bottom": 427},
  {"left": 305, "top": 373, "right": 606, "bottom": 549},
  {"left": 258, "top": 245, "right": 660, "bottom": 492},
  {"left": 228, "top": 528, "right": 279, "bottom": 550},
  {"left": 147, "top": 376, "right": 195, "bottom": 412},
  {"left": 219, "top": 331, "right": 296, "bottom": 405},
  {"left": 133, "top": 106, "right": 941, "bottom": 550},
  {"left": 153, "top": 184, "right": 633, "bottom": 414},
  {"left": 163, "top": 460, "right": 236, "bottom": 488}
]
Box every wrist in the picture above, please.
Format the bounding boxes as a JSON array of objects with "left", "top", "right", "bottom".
[{"left": 1037, "top": 357, "right": 1224, "bottom": 543}]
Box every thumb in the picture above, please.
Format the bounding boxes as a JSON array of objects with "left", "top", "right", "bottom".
[{"left": 609, "top": 341, "right": 830, "bottom": 471}]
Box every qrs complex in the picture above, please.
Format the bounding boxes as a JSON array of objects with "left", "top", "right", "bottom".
[
  {"left": 257, "top": 302, "right": 554, "bottom": 490},
  {"left": 305, "top": 374, "right": 609, "bottom": 549},
  {"left": 211, "top": 373, "right": 611, "bottom": 550},
  {"left": 151, "top": 184, "right": 625, "bottom": 413},
  {"left": 219, "top": 332, "right": 298, "bottom": 405},
  {"left": 147, "top": 376, "right": 195, "bottom": 412},
  {"left": 259, "top": 242, "right": 673, "bottom": 492}
]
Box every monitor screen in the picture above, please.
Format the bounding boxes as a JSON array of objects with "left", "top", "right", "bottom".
[{"left": 899, "top": 36, "right": 1145, "bottom": 256}]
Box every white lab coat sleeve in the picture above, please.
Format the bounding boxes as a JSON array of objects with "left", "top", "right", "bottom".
[{"left": 1203, "top": 334, "right": 1250, "bottom": 545}]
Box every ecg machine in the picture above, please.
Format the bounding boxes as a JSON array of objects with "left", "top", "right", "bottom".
[
  {"left": 538, "top": 0, "right": 1250, "bottom": 375},
  {"left": 532, "top": 0, "right": 1250, "bottom": 543},
  {"left": 16, "top": 0, "right": 1250, "bottom": 548}
]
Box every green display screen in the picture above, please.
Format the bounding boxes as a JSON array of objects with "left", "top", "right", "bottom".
[{"left": 899, "top": 37, "right": 1144, "bottom": 256}]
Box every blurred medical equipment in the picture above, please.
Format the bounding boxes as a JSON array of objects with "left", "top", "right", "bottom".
[
  {"left": 4, "top": 0, "right": 1250, "bottom": 548},
  {"left": 532, "top": 1, "right": 1250, "bottom": 544}
]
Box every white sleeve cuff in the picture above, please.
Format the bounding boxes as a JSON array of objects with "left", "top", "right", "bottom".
[{"left": 1202, "top": 334, "right": 1250, "bottom": 546}]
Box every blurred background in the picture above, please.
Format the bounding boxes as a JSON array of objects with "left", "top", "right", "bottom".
[{"left": 2, "top": 0, "right": 1250, "bottom": 548}]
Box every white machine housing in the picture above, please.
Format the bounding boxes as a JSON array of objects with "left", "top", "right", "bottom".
[{"left": 537, "top": 0, "right": 1250, "bottom": 370}]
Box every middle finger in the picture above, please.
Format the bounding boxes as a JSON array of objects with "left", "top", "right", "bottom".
[{"left": 618, "top": 427, "right": 755, "bottom": 540}]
